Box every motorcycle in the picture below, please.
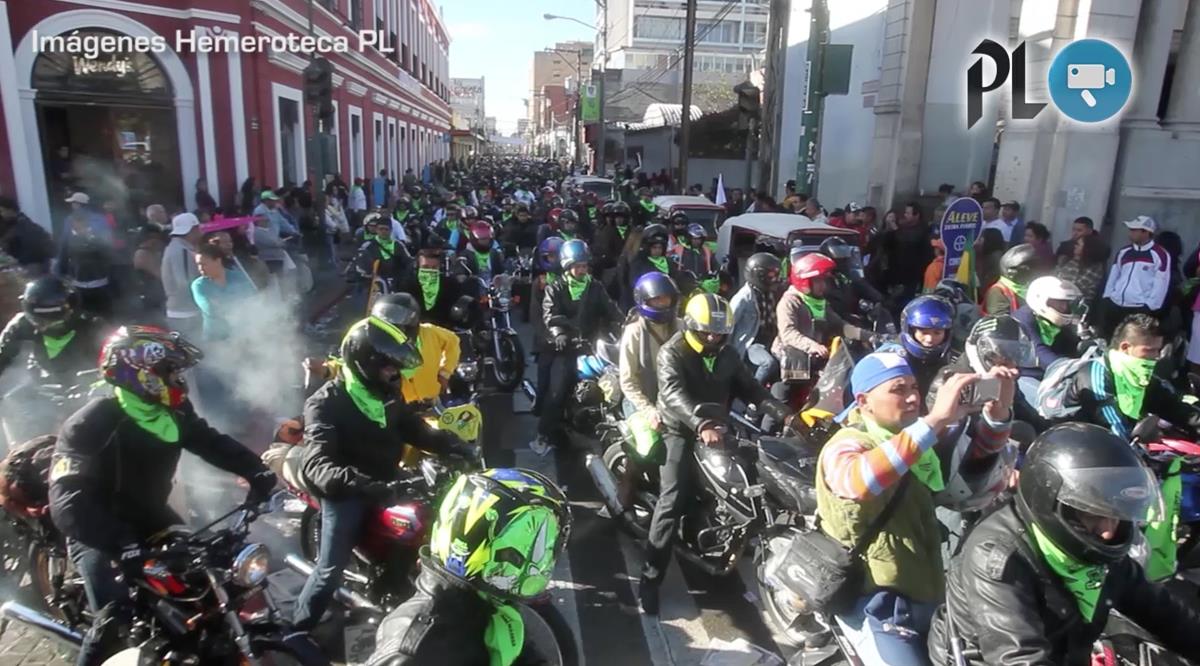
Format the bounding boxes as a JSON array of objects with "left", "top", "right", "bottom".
[
  {"left": 2, "top": 499, "right": 328, "bottom": 665},
  {"left": 0, "top": 369, "right": 106, "bottom": 453},
  {"left": 453, "top": 266, "right": 527, "bottom": 392},
  {"left": 565, "top": 334, "right": 624, "bottom": 440},
  {"left": 1129, "top": 416, "right": 1200, "bottom": 579}
]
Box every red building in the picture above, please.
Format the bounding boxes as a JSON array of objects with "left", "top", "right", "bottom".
[{"left": 0, "top": 0, "right": 451, "bottom": 230}]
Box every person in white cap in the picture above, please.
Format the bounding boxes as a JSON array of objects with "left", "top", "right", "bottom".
[
  {"left": 160, "top": 213, "right": 205, "bottom": 337},
  {"left": 1100, "top": 215, "right": 1171, "bottom": 337}
]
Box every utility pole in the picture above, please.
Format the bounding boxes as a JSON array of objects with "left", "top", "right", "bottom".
[
  {"left": 796, "top": 0, "right": 828, "bottom": 197},
  {"left": 596, "top": 2, "right": 609, "bottom": 177},
  {"left": 575, "top": 50, "right": 584, "bottom": 170},
  {"left": 758, "top": 0, "right": 790, "bottom": 194},
  {"left": 677, "top": 0, "right": 698, "bottom": 194}
]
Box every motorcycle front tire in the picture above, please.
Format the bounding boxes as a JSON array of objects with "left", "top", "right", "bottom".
[{"left": 491, "top": 332, "right": 526, "bottom": 392}]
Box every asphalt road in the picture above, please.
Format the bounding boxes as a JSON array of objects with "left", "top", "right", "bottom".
[{"left": 0, "top": 287, "right": 792, "bottom": 666}]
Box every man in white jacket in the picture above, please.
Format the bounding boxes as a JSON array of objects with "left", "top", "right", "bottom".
[{"left": 1101, "top": 215, "right": 1171, "bottom": 336}]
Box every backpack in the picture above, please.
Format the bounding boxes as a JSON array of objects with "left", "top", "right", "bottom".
[
  {"left": 1036, "top": 345, "right": 1102, "bottom": 421},
  {"left": 0, "top": 435, "right": 58, "bottom": 509}
]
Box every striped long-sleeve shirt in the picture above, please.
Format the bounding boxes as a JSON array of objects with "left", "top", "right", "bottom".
[{"left": 821, "top": 413, "right": 1012, "bottom": 501}]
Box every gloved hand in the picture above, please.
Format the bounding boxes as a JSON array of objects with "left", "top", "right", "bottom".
[
  {"left": 451, "top": 442, "right": 482, "bottom": 463},
  {"left": 552, "top": 334, "right": 570, "bottom": 352},
  {"left": 246, "top": 470, "right": 278, "bottom": 506},
  {"left": 362, "top": 480, "right": 395, "bottom": 505}
]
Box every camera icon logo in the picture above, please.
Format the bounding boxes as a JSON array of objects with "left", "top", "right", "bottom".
[{"left": 1048, "top": 40, "right": 1131, "bottom": 122}]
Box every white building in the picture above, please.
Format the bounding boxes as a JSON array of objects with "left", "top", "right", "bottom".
[
  {"left": 777, "top": 0, "right": 1200, "bottom": 252},
  {"left": 450, "top": 77, "right": 486, "bottom": 131}
]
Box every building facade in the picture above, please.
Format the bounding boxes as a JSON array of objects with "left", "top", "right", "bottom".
[
  {"left": 777, "top": 0, "right": 1200, "bottom": 252},
  {"left": 0, "top": 0, "right": 451, "bottom": 232},
  {"left": 450, "top": 76, "right": 485, "bottom": 131},
  {"left": 529, "top": 40, "right": 592, "bottom": 135}
]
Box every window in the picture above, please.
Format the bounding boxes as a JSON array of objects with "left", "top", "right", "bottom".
[
  {"left": 374, "top": 117, "right": 384, "bottom": 173},
  {"left": 278, "top": 98, "right": 301, "bottom": 185},
  {"left": 349, "top": 0, "right": 362, "bottom": 29},
  {"left": 374, "top": 0, "right": 384, "bottom": 36},
  {"left": 634, "top": 16, "right": 683, "bottom": 40},
  {"left": 697, "top": 19, "right": 740, "bottom": 44},
  {"left": 744, "top": 21, "right": 767, "bottom": 46},
  {"left": 350, "top": 110, "right": 363, "bottom": 181},
  {"left": 693, "top": 54, "right": 751, "bottom": 74}
]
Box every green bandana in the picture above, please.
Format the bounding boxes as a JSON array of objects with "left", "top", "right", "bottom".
[
  {"left": 648, "top": 256, "right": 669, "bottom": 274},
  {"left": 617, "top": 225, "right": 628, "bottom": 239},
  {"left": 702, "top": 355, "right": 716, "bottom": 373},
  {"left": 560, "top": 231, "right": 576, "bottom": 242},
  {"left": 586, "top": 205, "right": 598, "bottom": 220},
  {"left": 639, "top": 200, "right": 657, "bottom": 213},
  {"left": 862, "top": 415, "right": 943, "bottom": 491},
  {"left": 377, "top": 237, "right": 397, "bottom": 260},
  {"left": 1145, "top": 457, "right": 1182, "bottom": 581},
  {"left": 1036, "top": 318, "right": 1061, "bottom": 347},
  {"left": 998, "top": 276, "right": 1028, "bottom": 302},
  {"left": 363, "top": 232, "right": 376, "bottom": 242},
  {"left": 483, "top": 601, "right": 524, "bottom": 666},
  {"left": 445, "top": 219, "right": 459, "bottom": 231},
  {"left": 418, "top": 268, "right": 441, "bottom": 310},
  {"left": 1107, "top": 350, "right": 1156, "bottom": 419},
  {"left": 1029, "top": 522, "right": 1107, "bottom": 621},
  {"left": 341, "top": 363, "right": 387, "bottom": 427},
  {"left": 545, "top": 273, "right": 559, "bottom": 286},
  {"left": 566, "top": 273, "right": 591, "bottom": 301},
  {"left": 501, "top": 213, "right": 513, "bottom": 223},
  {"left": 700, "top": 277, "right": 720, "bottom": 294},
  {"left": 797, "top": 291, "right": 827, "bottom": 321},
  {"left": 394, "top": 209, "right": 409, "bottom": 222},
  {"left": 42, "top": 329, "right": 77, "bottom": 359},
  {"left": 473, "top": 249, "right": 491, "bottom": 274},
  {"left": 115, "top": 387, "right": 179, "bottom": 443}
]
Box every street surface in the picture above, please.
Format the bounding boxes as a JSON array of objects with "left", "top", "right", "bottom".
[{"left": 0, "top": 284, "right": 791, "bottom": 666}]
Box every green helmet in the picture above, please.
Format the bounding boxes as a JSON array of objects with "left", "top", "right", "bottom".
[{"left": 430, "top": 468, "right": 571, "bottom": 600}]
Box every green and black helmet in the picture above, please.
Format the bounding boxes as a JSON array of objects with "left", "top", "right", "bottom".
[
  {"left": 430, "top": 468, "right": 571, "bottom": 600},
  {"left": 340, "top": 316, "right": 422, "bottom": 398}
]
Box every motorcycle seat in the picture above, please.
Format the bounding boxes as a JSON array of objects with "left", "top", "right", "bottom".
[{"left": 756, "top": 437, "right": 819, "bottom": 514}]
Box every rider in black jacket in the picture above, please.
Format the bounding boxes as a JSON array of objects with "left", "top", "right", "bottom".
[
  {"left": 293, "top": 316, "right": 475, "bottom": 630},
  {"left": 531, "top": 239, "right": 622, "bottom": 455},
  {"left": 640, "top": 293, "right": 791, "bottom": 615},
  {"left": 928, "top": 423, "right": 1200, "bottom": 665},
  {"left": 49, "top": 325, "right": 274, "bottom": 665},
  {"left": 366, "top": 468, "right": 571, "bottom": 666}
]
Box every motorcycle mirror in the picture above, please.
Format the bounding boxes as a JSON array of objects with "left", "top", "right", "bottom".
[{"left": 1131, "top": 416, "right": 1162, "bottom": 444}]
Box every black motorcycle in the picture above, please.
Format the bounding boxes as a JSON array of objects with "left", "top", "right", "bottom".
[{"left": 453, "top": 266, "right": 526, "bottom": 392}]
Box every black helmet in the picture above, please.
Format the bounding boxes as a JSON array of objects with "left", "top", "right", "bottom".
[
  {"left": 641, "top": 223, "right": 668, "bottom": 251},
  {"left": 515, "top": 202, "right": 531, "bottom": 214},
  {"left": 21, "top": 277, "right": 77, "bottom": 334},
  {"left": 964, "top": 315, "right": 1035, "bottom": 373},
  {"left": 669, "top": 211, "right": 690, "bottom": 230},
  {"left": 340, "top": 317, "right": 422, "bottom": 398},
  {"left": 932, "top": 279, "right": 970, "bottom": 306},
  {"left": 558, "top": 209, "right": 580, "bottom": 228},
  {"left": 370, "top": 293, "right": 422, "bottom": 340},
  {"left": 999, "top": 243, "right": 1040, "bottom": 284},
  {"left": 744, "top": 252, "right": 781, "bottom": 292},
  {"left": 611, "top": 201, "right": 631, "bottom": 218},
  {"left": 819, "top": 236, "right": 855, "bottom": 262},
  {"left": 601, "top": 201, "right": 616, "bottom": 217},
  {"left": 1017, "top": 423, "right": 1161, "bottom": 565}
]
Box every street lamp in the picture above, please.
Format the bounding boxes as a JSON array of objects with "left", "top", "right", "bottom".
[{"left": 544, "top": 11, "right": 608, "bottom": 176}]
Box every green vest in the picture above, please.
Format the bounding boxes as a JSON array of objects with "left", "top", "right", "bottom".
[{"left": 814, "top": 421, "right": 945, "bottom": 603}]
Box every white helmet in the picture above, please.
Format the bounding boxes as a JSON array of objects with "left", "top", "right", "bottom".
[
  {"left": 1026, "top": 276, "right": 1082, "bottom": 327},
  {"left": 933, "top": 426, "right": 1019, "bottom": 512}
]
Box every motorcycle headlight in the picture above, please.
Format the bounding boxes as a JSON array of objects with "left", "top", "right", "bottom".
[
  {"left": 232, "top": 543, "right": 270, "bottom": 587},
  {"left": 456, "top": 361, "right": 480, "bottom": 382}
]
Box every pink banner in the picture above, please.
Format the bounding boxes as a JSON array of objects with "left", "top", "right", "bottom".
[{"left": 200, "top": 215, "right": 256, "bottom": 234}]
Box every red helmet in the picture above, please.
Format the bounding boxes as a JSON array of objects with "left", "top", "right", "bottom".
[
  {"left": 469, "top": 221, "right": 494, "bottom": 249},
  {"left": 547, "top": 208, "right": 564, "bottom": 226},
  {"left": 789, "top": 252, "right": 836, "bottom": 292}
]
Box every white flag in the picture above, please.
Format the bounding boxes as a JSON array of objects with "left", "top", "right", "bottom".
[{"left": 715, "top": 173, "right": 727, "bottom": 205}]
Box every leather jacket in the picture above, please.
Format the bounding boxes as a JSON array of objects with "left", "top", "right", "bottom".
[
  {"left": 656, "top": 331, "right": 789, "bottom": 435},
  {"left": 541, "top": 275, "right": 622, "bottom": 349},
  {"left": 928, "top": 504, "right": 1200, "bottom": 666}
]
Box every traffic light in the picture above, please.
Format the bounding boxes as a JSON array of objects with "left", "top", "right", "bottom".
[
  {"left": 303, "top": 57, "right": 335, "bottom": 123},
  {"left": 734, "top": 81, "right": 761, "bottom": 124}
]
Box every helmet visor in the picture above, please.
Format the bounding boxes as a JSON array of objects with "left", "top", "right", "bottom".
[
  {"left": 1057, "top": 466, "right": 1163, "bottom": 524},
  {"left": 975, "top": 333, "right": 1036, "bottom": 369}
]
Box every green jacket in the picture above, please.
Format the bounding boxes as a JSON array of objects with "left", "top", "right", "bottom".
[{"left": 815, "top": 424, "right": 945, "bottom": 603}]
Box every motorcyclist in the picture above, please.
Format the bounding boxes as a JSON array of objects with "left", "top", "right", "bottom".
[
  {"left": 366, "top": 468, "right": 571, "bottom": 666},
  {"left": 593, "top": 201, "right": 634, "bottom": 298},
  {"left": 817, "top": 351, "right": 1013, "bottom": 665},
  {"left": 293, "top": 316, "right": 476, "bottom": 630},
  {"left": 461, "top": 221, "right": 506, "bottom": 283},
  {"left": 49, "top": 325, "right": 275, "bottom": 665},
  {"left": 669, "top": 223, "right": 716, "bottom": 277},
  {"left": 617, "top": 273, "right": 681, "bottom": 508},
  {"left": 897, "top": 295, "right": 956, "bottom": 398},
  {"left": 1012, "top": 275, "right": 1083, "bottom": 401},
  {"left": 1054, "top": 313, "right": 1200, "bottom": 439},
  {"left": 0, "top": 276, "right": 109, "bottom": 384},
  {"left": 982, "top": 243, "right": 1040, "bottom": 315},
  {"left": 531, "top": 240, "right": 622, "bottom": 456},
  {"left": 820, "top": 236, "right": 882, "bottom": 320},
  {"left": 771, "top": 252, "right": 869, "bottom": 411},
  {"left": 433, "top": 203, "right": 468, "bottom": 253},
  {"left": 497, "top": 196, "right": 516, "bottom": 226},
  {"left": 397, "top": 245, "right": 467, "bottom": 331},
  {"left": 729, "top": 252, "right": 781, "bottom": 384},
  {"left": 927, "top": 422, "right": 1200, "bottom": 665},
  {"left": 500, "top": 203, "right": 538, "bottom": 250},
  {"left": 641, "top": 292, "right": 792, "bottom": 615},
  {"left": 530, "top": 237, "right": 564, "bottom": 416},
  {"left": 633, "top": 187, "right": 658, "bottom": 227},
  {"left": 354, "top": 215, "right": 412, "bottom": 288},
  {"left": 624, "top": 223, "right": 678, "bottom": 310},
  {"left": 666, "top": 211, "right": 690, "bottom": 253}
]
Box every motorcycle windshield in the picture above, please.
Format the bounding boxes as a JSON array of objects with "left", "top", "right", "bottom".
[{"left": 807, "top": 341, "right": 854, "bottom": 415}]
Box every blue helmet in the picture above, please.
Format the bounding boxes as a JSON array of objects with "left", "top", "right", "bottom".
[
  {"left": 634, "top": 272, "right": 680, "bottom": 323},
  {"left": 686, "top": 223, "right": 707, "bottom": 240},
  {"left": 900, "top": 295, "right": 954, "bottom": 361},
  {"left": 537, "top": 237, "right": 565, "bottom": 273},
  {"left": 560, "top": 239, "right": 591, "bottom": 271}
]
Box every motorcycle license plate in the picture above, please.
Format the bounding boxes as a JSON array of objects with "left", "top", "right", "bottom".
[{"left": 438, "top": 404, "right": 483, "bottom": 443}]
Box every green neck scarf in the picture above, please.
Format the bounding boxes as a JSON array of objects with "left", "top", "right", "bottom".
[
  {"left": 483, "top": 601, "right": 524, "bottom": 666},
  {"left": 363, "top": 232, "right": 376, "bottom": 242},
  {"left": 1036, "top": 318, "right": 1062, "bottom": 346},
  {"left": 472, "top": 248, "right": 491, "bottom": 273},
  {"left": 418, "top": 268, "right": 441, "bottom": 310},
  {"left": 566, "top": 273, "right": 591, "bottom": 301},
  {"left": 702, "top": 355, "right": 717, "bottom": 373},
  {"left": 639, "top": 200, "right": 657, "bottom": 213},
  {"left": 377, "top": 237, "right": 397, "bottom": 260},
  {"left": 341, "top": 364, "right": 387, "bottom": 427},
  {"left": 445, "top": 219, "right": 459, "bottom": 231},
  {"left": 42, "top": 329, "right": 77, "bottom": 359},
  {"left": 862, "top": 415, "right": 944, "bottom": 491},
  {"left": 998, "top": 276, "right": 1028, "bottom": 302},
  {"left": 501, "top": 212, "right": 513, "bottom": 223},
  {"left": 617, "top": 224, "right": 628, "bottom": 239},
  {"left": 560, "top": 231, "right": 576, "bottom": 242},
  {"left": 648, "top": 255, "right": 669, "bottom": 274},
  {"left": 545, "top": 272, "right": 560, "bottom": 286},
  {"left": 1107, "top": 350, "right": 1156, "bottom": 419},
  {"left": 1029, "top": 522, "right": 1107, "bottom": 621},
  {"left": 586, "top": 205, "right": 597, "bottom": 220},
  {"left": 394, "top": 209, "right": 409, "bottom": 222},
  {"left": 797, "top": 291, "right": 827, "bottom": 321},
  {"left": 115, "top": 387, "right": 179, "bottom": 443}
]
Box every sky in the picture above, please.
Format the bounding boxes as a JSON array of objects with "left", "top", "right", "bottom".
[{"left": 442, "top": 0, "right": 596, "bottom": 134}]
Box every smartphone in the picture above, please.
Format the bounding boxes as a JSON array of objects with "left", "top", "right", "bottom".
[{"left": 966, "top": 377, "right": 1002, "bottom": 406}]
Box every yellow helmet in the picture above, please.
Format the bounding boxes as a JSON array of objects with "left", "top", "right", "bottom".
[{"left": 682, "top": 293, "right": 733, "bottom": 355}]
